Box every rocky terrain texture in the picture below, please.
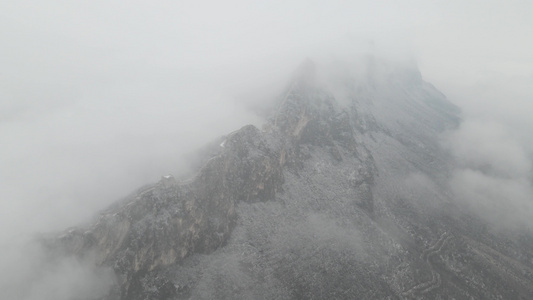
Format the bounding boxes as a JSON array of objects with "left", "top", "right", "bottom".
[{"left": 51, "top": 58, "right": 533, "bottom": 299}]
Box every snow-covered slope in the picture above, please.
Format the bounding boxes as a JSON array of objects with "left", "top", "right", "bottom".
[{"left": 49, "top": 58, "right": 533, "bottom": 299}]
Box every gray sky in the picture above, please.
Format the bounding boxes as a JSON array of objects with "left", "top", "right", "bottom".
[{"left": 1, "top": 0, "right": 532, "bottom": 237}]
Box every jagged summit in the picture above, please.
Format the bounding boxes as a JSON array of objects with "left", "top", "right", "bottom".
[
  {"left": 291, "top": 58, "right": 317, "bottom": 86},
  {"left": 48, "top": 58, "right": 533, "bottom": 300}
]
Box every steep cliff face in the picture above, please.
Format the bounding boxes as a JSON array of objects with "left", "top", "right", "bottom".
[
  {"left": 51, "top": 59, "right": 533, "bottom": 299},
  {"left": 55, "top": 122, "right": 288, "bottom": 298}
]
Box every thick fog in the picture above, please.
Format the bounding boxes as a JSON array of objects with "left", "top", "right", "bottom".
[{"left": 1, "top": 1, "right": 532, "bottom": 298}]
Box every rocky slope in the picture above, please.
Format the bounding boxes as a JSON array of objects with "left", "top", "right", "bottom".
[{"left": 50, "top": 58, "right": 533, "bottom": 299}]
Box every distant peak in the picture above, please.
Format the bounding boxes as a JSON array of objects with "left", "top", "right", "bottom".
[
  {"left": 291, "top": 58, "right": 317, "bottom": 87},
  {"left": 296, "top": 58, "right": 316, "bottom": 74}
]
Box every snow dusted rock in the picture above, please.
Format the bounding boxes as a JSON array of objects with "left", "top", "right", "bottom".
[
  {"left": 161, "top": 175, "right": 176, "bottom": 189},
  {"left": 48, "top": 58, "right": 533, "bottom": 300}
]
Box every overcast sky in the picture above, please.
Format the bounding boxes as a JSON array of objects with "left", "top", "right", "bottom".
[{"left": 1, "top": 0, "right": 532, "bottom": 238}]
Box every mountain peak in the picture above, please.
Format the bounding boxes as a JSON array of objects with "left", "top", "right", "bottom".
[
  {"left": 44, "top": 57, "right": 533, "bottom": 300},
  {"left": 292, "top": 58, "right": 317, "bottom": 86}
]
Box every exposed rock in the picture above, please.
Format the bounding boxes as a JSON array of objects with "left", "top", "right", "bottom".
[
  {"left": 161, "top": 175, "right": 176, "bottom": 189},
  {"left": 48, "top": 59, "right": 533, "bottom": 300}
]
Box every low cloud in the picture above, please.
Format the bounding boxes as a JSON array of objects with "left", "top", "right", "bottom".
[
  {"left": 0, "top": 238, "right": 115, "bottom": 300},
  {"left": 450, "top": 169, "right": 533, "bottom": 231},
  {"left": 446, "top": 120, "right": 531, "bottom": 178},
  {"left": 445, "top": 116, "right": 533, "bottom": 231}
]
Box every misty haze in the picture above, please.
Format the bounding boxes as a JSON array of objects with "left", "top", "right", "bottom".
[{"left": 1, "top": 1, "right": 532, "bottom": 299}]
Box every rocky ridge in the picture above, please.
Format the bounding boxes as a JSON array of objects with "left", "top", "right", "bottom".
[{"left": 51, "top": 58, "right": 533, "bottom": 299}]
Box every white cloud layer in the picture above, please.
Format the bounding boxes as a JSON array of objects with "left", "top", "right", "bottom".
[{"left": 447, "top": 120, "right": 531, "bottom": 178}]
